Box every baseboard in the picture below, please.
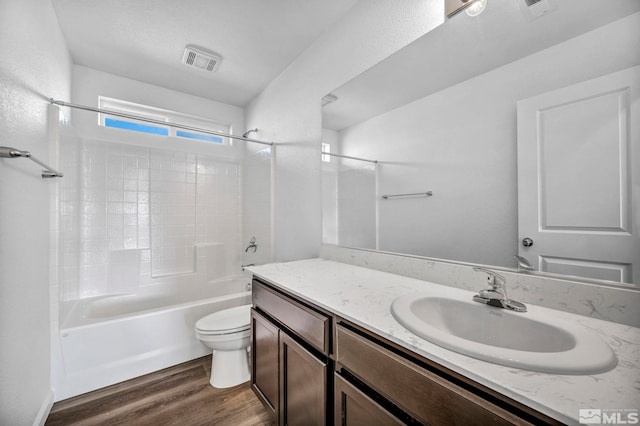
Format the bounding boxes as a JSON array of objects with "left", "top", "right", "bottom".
[{"left": 33, "top": 390, "right": 54, "bottom": 426}]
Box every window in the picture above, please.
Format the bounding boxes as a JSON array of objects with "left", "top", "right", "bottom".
[
  {"left": 175, "top": 130, "right": 223, "bottom": 144},
  {"left": 322, "top": 142, "right": 331, "bottom": 162},
  {"left": 104, "top": 118, "right": 169, "bottom": 136},
  {"left": 98, "top": 97, "right": 230, "bottom": 144}
]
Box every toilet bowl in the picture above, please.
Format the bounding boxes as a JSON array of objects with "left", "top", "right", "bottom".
[{"left": 195, "top": 304, "right": 252, "bottom": 388}]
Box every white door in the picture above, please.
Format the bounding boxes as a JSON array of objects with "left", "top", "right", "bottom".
[{"left": 517, "top": 66, "right": 639, "bottom": 285}]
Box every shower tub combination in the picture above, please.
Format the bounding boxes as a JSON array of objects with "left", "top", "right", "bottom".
[{"left": 53, "top": 276, "right": 251, "bottom": 400}]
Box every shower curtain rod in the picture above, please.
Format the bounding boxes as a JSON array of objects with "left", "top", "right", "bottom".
[
  {"left": 49, "top": 99, "right": 274, "bottom": 146},
  {"left": 321, "top": 151, "right": 377, "bottom": 164}
]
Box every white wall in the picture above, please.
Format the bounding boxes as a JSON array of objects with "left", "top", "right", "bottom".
[
  {"left": 71, "top": 65, "right": 245, "bottom": 142},
  {"left": 241, "top": 142, "right": 274, "bottom": 268},
  {"left": 336, "top": 160, "right": 377, "bottom": 248},
  {"left": 0, "top": 0, "right": 72, "bottom": 423},
  {"left": 338, "top": 13, "right": 640, "bottom": 268},
  {"left": 246, "top": 0, "right": 445, "bottom": 262}
]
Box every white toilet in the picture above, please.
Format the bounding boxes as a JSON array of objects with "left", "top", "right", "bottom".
[{"left": 195, "top": 304, "right": 252, "bottom": 388}]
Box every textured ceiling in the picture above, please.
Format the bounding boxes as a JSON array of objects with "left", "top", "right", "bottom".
[{"left": 52, "top": 0, "right": 358, "bottom": 106}]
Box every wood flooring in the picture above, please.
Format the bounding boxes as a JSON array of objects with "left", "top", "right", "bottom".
[{"left": 45, "top": 355, "right": 275, "bottom": 426}]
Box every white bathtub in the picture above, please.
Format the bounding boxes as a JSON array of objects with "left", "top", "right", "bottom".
[{"left": 52, "top": 276, "right": 252, "bottom": 401}]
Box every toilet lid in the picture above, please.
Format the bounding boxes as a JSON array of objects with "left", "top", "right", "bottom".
[{"left": 195, "top": 304, "right": 251, "bottom": 335}]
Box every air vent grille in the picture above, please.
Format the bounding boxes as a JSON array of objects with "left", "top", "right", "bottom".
[
  {"left": 519, "top": 0, "right": 557, "bottom": 20},
  {"left": 182, "top": 45, "right": 222, "bottom": 72},
  {"left": 321, "top": 94, "right": 338, "bottom": 107}
]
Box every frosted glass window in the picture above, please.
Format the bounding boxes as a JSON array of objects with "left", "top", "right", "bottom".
[
  {"left": 105, "top": 118, "right": 169, "bottom": 136},
  {"left": 99, "top": 97, "right": 231, "bottom": 145},
  {"left": 176, "top": 130, "right": 223, "bottom": 143},
  {"left": 322, "top": 142, "right": 331, "bottom": 162}
]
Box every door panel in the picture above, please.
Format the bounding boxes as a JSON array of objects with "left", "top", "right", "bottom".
[
  {"left": 538, "top": 89, "right": 629, "bottom": 231},
  {"left": 251, "top": 309, "right": 279, "bottom": 417},
  {"left": 280, "top": 333, "right": 327, "bottom": 426},
  {"left": 540, "top": 256, "right": 631, "bottom": 283},
  {"left": 517, "top": 66, "right": 639, "bottom": 284}
]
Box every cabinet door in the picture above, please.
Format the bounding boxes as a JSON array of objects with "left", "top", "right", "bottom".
[
  {"left": 280, "top": 333, "right": 327, "bottom": 426},
  {"left": 251, "top": 309, "right": 279, "bottom": 418},
  {"left": 334, "top": 374, "right": 404, "bottom": 426}
]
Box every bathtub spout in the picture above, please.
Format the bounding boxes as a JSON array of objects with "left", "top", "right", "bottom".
[{"left": 245, "top": 236, "right": 257, "bottom": 253}]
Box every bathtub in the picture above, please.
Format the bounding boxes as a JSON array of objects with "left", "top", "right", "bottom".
[{"left": 52, "top": 276, "right": 252, "bottom": 401}]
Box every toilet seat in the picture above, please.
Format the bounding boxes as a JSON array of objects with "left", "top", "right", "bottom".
[{"left": 195, "top": 304, "right": 251, "bottom": 336}]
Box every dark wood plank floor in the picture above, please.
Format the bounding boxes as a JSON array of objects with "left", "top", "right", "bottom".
[{"left": 46, "top": 355, "right": 275, "bottom": 426}]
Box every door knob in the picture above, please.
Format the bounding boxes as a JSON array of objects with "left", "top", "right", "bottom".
[{"left": 522, "top": 237, "right": 534, "bottom": 247}]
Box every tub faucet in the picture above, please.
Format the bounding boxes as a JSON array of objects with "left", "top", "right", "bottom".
[
  {"left": 245, "top": 236, "right": 257, "bottom": 253},
  {"left": 472, "top": 267, "right": 527, "bottom": 312}
]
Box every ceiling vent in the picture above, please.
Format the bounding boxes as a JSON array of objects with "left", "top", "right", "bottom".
[
  {"left": 520, "top": 0, "right": 557, "bottom": 21},
  {"left": 321, "top": 94, "right": 338, "bottom": 107},
  {"left": 182, "top": 45, "right": 222, "bottom": 72}
]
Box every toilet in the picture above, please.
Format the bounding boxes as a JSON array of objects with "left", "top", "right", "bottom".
[{"left": 195, "top": 304, "right": 252, "bottom": 388}]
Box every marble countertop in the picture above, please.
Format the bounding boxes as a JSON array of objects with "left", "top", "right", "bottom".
[{"left": 248, "top": 258, "right": 640, "bottom": 425}]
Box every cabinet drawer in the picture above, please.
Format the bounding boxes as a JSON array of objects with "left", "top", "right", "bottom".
[
  {"left": 336, "top": 325, "right": 530, "bottom": 426},
  {"left": 253, "top": 279, "right": 330, "bottom": 354}
]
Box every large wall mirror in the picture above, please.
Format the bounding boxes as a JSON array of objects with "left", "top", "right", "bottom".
[{"left": 321, "top": 0, "right": 640, "bottom": 287}]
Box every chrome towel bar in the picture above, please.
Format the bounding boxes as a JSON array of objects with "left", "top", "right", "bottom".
[
  {"left": 0, "top": 146, "right": 64, "bottom": 178},
  {"left": 382, "top": 191, "right": 432, "bottom": 199}
]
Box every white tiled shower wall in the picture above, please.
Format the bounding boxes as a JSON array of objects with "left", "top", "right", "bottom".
[
  {"left": 57, "top": 139, "right": 248, "bottom": 302},
  {"left": 55, "top": 136, "right": 273, "bottom": 329},
  {"left": 56, "top": 122, "right": 81, "bottom": 316},
  {"left": 53, "top": 66, "right": 273, "bottom": 325}
]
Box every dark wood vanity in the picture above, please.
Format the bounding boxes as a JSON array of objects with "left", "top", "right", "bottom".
[{"left": 250, "top": 277, "right": 563, "bottom": 426}]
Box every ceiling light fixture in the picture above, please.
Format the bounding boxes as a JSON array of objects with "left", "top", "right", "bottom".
[{"left": 465, "top": 0, "right": 488, "bottom": 16}]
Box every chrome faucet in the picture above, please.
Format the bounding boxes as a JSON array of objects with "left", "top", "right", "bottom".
[
  {"left": 472, "top": 267, "right": 527, "bottom": 312},
  {"left": 245, "top": 236, "right": 258, "bottom": 253},
  {"left": 514, "top": 255, "right": 535, "bottom": 272}
]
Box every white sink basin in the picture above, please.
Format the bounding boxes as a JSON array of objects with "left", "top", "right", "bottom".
[{"left": 391, "top": 293, "right": 617, "bottom": 374}]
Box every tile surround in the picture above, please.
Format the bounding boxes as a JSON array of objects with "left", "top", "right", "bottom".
[{"left": 54, "top": 136, "right": 270, "bottom": 310}]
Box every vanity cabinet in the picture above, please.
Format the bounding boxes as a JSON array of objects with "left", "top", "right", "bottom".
[
  {"left": 251, "top": 277, "right": 562, "bottom": 426},
  {"left": 251, "top": 279, "right": 331, "bottom": 425}
]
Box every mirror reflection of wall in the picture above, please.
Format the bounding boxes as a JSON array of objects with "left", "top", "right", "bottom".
[
  {"left": 322, "top": 129, "right": 377, "bottom": 249},
  {"left": 322, "top": 1, "right": 640, "bottom": 286}
]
